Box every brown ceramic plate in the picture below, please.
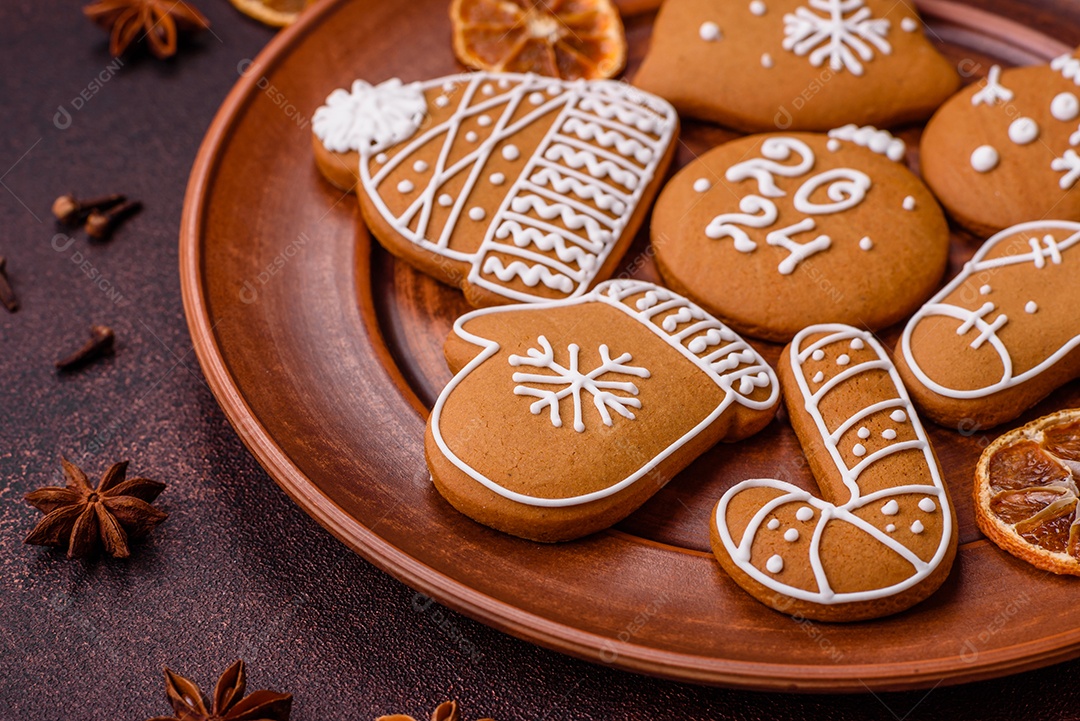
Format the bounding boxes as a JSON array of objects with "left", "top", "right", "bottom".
[{"left": 181, "top": 0, "right": 1080, "bottom": 691}]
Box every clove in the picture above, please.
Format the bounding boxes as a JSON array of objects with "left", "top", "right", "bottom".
[
  {"left": 56, "top": 325, "right": 115, "bottom": 370},
  {"left": 85, "top": 200, "right": 142, "bottom": 240},
  {"left": 51, "top": 193, "right": 126, "bottom": 225},
  {"left": 0, "top": 256, "right": 17, "bottom": 312}
]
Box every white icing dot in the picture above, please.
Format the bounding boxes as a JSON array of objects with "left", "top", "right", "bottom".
[
  {"left": 1008, "top": 117, "right": 1039, "bottom": 145},
  {"left": 918, "top": 498, "right": 937, "bottom": 513},
  {"left": 886, "top": 523, "right": 896, "bottom": 532},
  {"left": 882, "top": 500, "right": 899, "bottom": 516},
  {"left": 857, "top": 427, "right": 871, "bottom": 439},
  {"left": 468, "top": 207, "right": 486, "bottom": 221},
  {"left": 827, "top": 138, "right": 841, "bottom": 152},
  {"left": 375, "top": 153, "right": 388, "bottom": 164},
  {"left": 482, "top": 84, "right": 495, "bottom": 96},
  {"left": 529, "top": 92, "right": 545, "bottom": 105},
  {"left": 465, "top": 131, "right": 478, "bottom": 143},
  {"left": 859, "top": 236, "right": 874, "bottom": 251},
  {"left": 435, "top": 96, "right": 450, "bottom": 108},
  {"left": 911, "top": 520, "right": 925, "bottom": 534},
  {"left": 1025, "top": 301, "right": 1038, "bottom": 314},
  {"left": 693, "top": 178, "right": 712, "bottom": 192},
  {"left": 437, "top": 194, "right": 453, "bottom": 207},
  {"left": 850, "top": 338, "right": 864, "bottom": 350},
  {"left": 796, "top": 507, "right": 814, "bottom": 521},
  {"left": 396, "top": 180, "right": 414, "bottom": 193},
  {"left": 903, "top": 195, "right": 916, "bottom": 210},
  {"left": 812, "top": 349, "right": 825, "bottom": 361},
  {"left": 853, "top": 443, "right": 866, "bottom": 457},
  {"left": 478, "top": 115, "right": 492, "bottom": 127},
  {"left": 442, "top": 81, "right": 456, "bottom": 92},
  {"left": 812, "top": 371, "right": 824, "bottom": 383},
  {"left": 1052, "top": 92, "right": 1080, "bottom": 122},
  {"left": 980, "top": 284, "right": 992, "bottom": 295},
  {"left": 502, "top": 145, "right": 520, "bottom": 161},
  {"left": 750, "top": 0, "right": 766, "bottom": 15},
  {"left": 490, "top": 172, "right": 505, "bottom": 186},
  {"left": 837, "top": 354, "right": 850, "bottom": 366},
  {"left": 767, "top": 518, "right": 780, "bottom": 530},
  {"left": 901, "top": 17, "right": 918, "bottom": 32},
  {"left": 971, "top": 145, "right": 999, "bottom": 172},
  {"left": 412, "top": 160, "right": 428, "bottom": 173},
  {"left": 761, "top": 53, "right": 774, "bottom": 68},
  {"left": 883, "top": 429, "right": 897, "bottom": 440},
  {"left": 890, "top": 410, "right": 907, "bottom": 423},
  {"left": 498, "top": 78, "right": 510, "bottom": 89},
  {"left": 699, "top": 21, "right": 722, "bottom": 41},
  {"left": 766, "top": 554, "right": 784, "bottom": 573},
  {"left": 547, "top": 84, "right": 560, "bottom": 96},
  {"left": 784, "top": 528, "right": 799, "bottom": 542}
]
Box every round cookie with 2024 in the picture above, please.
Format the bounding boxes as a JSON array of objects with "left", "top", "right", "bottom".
[{"left": 650, "top": 128, "right": 949, "bottom": 342}]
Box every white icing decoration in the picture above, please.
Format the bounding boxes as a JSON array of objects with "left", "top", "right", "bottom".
[
  {"left": 465, "top": 131, "right": 479, "bottom": 143},
  {"left": 700, "top": 21, "right": 722, "bottom": 41},
  {"left": 442, "top": 81, "right": 456, "bottom": 93},
  {"left": 490, "top": 172, "right": 505, "bottom": 186},
  {"left": 978, "top": 284, "right": 992, "bottom": 296},
  {"left": 837, "top": 353, "right": 850, "bottom": 366},
  {"left": 714, "top": 324, "right": 953, "bottom": 606},
  {"left": 827, "top": 124, "right": 905, "bottom": 162},
  {"left": 548, "top": 85, "right": 560, "bottom": 96},
  {"left": 901, "top": 222, "right": 1080, "bottom": 400},
  {"left": 1008, "top": 117, "right": 1039, "bottom": 145},
  {"left": 918, "top": 497, "right": 936, "bottom": 512},
  {"left": 438, "top": 194, "right": 453, "bottom": 207},
  {"left": 768, "top": 518, "right": 781, "bottom": 530},
  {"left": 1052, "top": 149, "right": 1080, "bottom": 189},
  {"left": 693, "top": 178, "right": 712, "bottom": 193},
  {"left": 469, "top": 207, "right": 486, "bottom": 221},
  {"left": 766, "top": 555, "right": 784, "bottom": 573},
  {"left": 430, "top": 280, "right": 779, "bottom": 506},
  {"left": 859, "top": 236, "right": 873, "bottom": 250},
  {"left": 397, "top": 180, "right": 414, "bottom": 193},
  {"left": 971, "top": 65, "right": 1013, "bottom": 106},
  {"left": 890, "top": 409, "right": 906, "bottom": 422},
  {"left": 1051, "top": 53, "right": 1080, "bottom": 86},
  {"left": 857, "top": 426, "right": 870, "bottom": 439},
  {"left": 886, "top": 523, "right": 896, "bottom": 532},
  {"left": 375, "top": 153, "right": 388, "bottom": 164},
  {"left": 725, "top": 137, "right": 814, "bottom": 197},
  {"left": 312, "top": 78, "right": 427, "bottom": 153},
  {"left": 562, "top": 117, "right": 654, "bottom": 164},
  {"left": 1052, "top": 93, "right": 1080, "bottom": 122},
  {"left": 850, "top": 338, "right": 864, "bottom": 349},
  {"left": 435, "top": 96, "right": 450, "bottom": 108},
  {"left": 762, "top": 53, "right": 774, "bottom": 68},
  {"left": 750, "top": 0, "right": 767, "bottom": 15},
  {"left": 970, "top": 145, "right": 999, "bottom": 173},
  {"left": 881, "top": 499, "right": 899, "bottom": 515},
  {"left": 498, "top": 79, "right": 510, "bottom": 89},
  {"left": 796, "top": 506, "right": 814, "bottom": 521},
  {"left": 782, "top": 0, "right": 891, "bottom": 76},
  {"left": 413, "top": 160, "right": 428, "bottom": 173},
  {"left": 853, "top": 443, "right": 866, "bottom": 457},
  {"left": 903, "top": 195, "right": 916, "bottom": 210},
  {"left": 1026, "top": 301, "right": 1038, "bottom": 314},
  {"left": 812, "top": 371, "right": 825, "bottom": 383},
  {"left": 784, "top": 528, "right": 800, "bottom": 542},
  {"left": 529, "top": 92, "right": 545, "bottom": 105},
  {"left": 883, "top": 428, "right": 897, "bottom": 439},
  {"left": 478, "top": 115, "right": 493, "bottom": 127},
  {"left": 812, "top": 349, "right": 825, "bottom": 361},
  {"left": 901, "top": 17, "right": 917, "bottom": 32},
  {"left": 827, "top": 138, "right": 841, "bottom": 152},
  {"left": 502, "top": 144, "right": 520, "bottom": 161},
  {"left": 911, "top": 520, "right": 924, "bottom": 534}
]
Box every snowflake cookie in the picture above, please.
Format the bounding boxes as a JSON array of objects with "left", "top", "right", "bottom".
[
  {"left": 311, "top": 72, "right": 678, "bottom": 307},
  {"left": 922, "top": 53, "right": 1080, "bottom": 235},
  {"left": 651, "top": 131, "right": 948, "bottom": 341},
  {"left": 634, "top": 0, "right": 958, "bottom": 131},
  {"left": 712, "top": 324, "right": 957, "bottom": 621},
  {"left": 426, "top": 279, "right": 780, "bottom": 542}
]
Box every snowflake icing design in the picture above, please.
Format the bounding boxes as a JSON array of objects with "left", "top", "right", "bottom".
[
  {"left": 509, "top": 335, "right": 651, "bottom": 433},
  {"left": 782, "top": 0, "right": 892, "bottom": 76}
]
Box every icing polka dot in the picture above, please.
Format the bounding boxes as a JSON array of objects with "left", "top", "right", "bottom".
[
  {"left": 853, "top": 443, "right": 866, "bottom": 457},
  {"left": 693, "top": 178, "right": 712, "bottom": 192},
  {"left": 528, "top": 92, "right": 545, "bottom": 105},
  {"left": 971, "top": 145, "right": 999, "bottom": 172},
  {"left": 375, "top": 153, "right": 388, "bottom": 164},
  {"left": 490, "top": 172, "right": 506, "bottom": 186},
  {"left": 1026, "top": 301, "right": 1038, "bottom": 314},
  {"left": 882, "top": 429, "right": 897, "bottom": 440},
  {"left": 468, "top": 207, "right": 486, "bottom": 221},
  {"left": 1008, "top": 117, "right": 1039, "bottom": 145},
  {"left": 547, "top": 84, "right": 560, "bottom": 96},
  {"left": 502, "top": 144, "right": 520, "bottom": 161},
  {"left": 441, "top": 81, "right": 456, "bottom": 93},
  {"left": 980, "top": 284, "right": 992, "bottom": 295},
  {"left": 478, "top": 115, "right": 492, "bottom": 127},
  {"left": 767, "top": 518, "right": 781, "bottom": 530},
  {"left": 749, "top": 0, "right": 766, "bottom": 15},
  {"left": 465, "top": 131, "right": 478, "bottom": 143},
  {"left": 812, "top": 349, "right": 825, "bottom": 361},
  {"left": 882, "top": 500, "right": 899, "bottom": 516},
  {"left": 796, "top": 506, "right": 814, "bottom": 521},
  {"left": 437, "top": 194, "right": 453, "bottom": 207},
  {"left": 901, "top": 17, "right": 918, "bottom": 32},
  {"left": 766, "top": 554, "right": 784, "bottom": 573},
  {"left": 858, "top": 236, "right": 874, "bottom": 251},
  {"left": 903, "top": 195, "right": 916, "bottom": 210},
  {"left": 761, "top": 53, "right": 774, "bottom": 68},
  {"left": 850, "top": 338, "right": 864, "bottom": 350},
  {"left": 911, "top": 520, "right": 925, "bottom": 534},
  {"left": 919, "top": 498, "right": 937, "bottom": 513},
  {"left": 396, "top": 180, "right": 414, "bottom": 193},
  {"left": 699, "top": 21, "right": 721, "bottom": 41},
  {"left": 827, "top": 138, "right": 841, "bottom": 152},
  {"left": 498, "top": 78, "right": 510, "bottom": 89},
  {"left": 784, "top": 528, "right": 799, "bottom": 542},
  {"left": 1052, "top": 92, "right": 1080, "bottom": 122},
  {"left": 857, "top": 427, "right": 871, "bottom": 439},
  {"left": 837, "top": 354, "right": 851, "bottom": 366},
  {"left": 481, "top": 84, "right": 494, "bottom": 96},
  {"left": 890, "top": 410, "right": 907, "bottom": 423},
  {"left": 435, "top": 96, "right": 450, "bottom": 108},
  {"left": 413, "top": 160, "right": 428, "bottom": 173},
  {"left": 812, "top": 371, "right": 824, "bottom": 383},
  {"left": 886, "top": 523, "right": 896, "bottom": 532}
]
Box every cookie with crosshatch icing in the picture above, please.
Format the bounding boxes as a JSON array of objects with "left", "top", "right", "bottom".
[
  {"left": 425, "top": 279, "right": 780, "bottom": 542},
  {"left": 712, "top": 324, "right": 957, "bottom": 622},
  {"left": 651, "top": 130, "right": 948, "bottom": 342},
  {"left": 921, "top": 55, "right": 1080, "bottom": 235},
  {"left": 896, "top": 221, "right": 1080, "bottom": 430},
  {"left": 311, "top": 73, "right": 678, "bottom": 307},
  {"left": 633, "top": 0, "right": 958, "bottom": 132}
]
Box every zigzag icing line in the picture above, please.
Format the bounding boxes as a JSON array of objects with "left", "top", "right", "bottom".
[
  {"left": 494, "top": 221, "right": 599, "bottom": 270},
  {"left": 510, "top": 194, "right": 614, "bottom": 244},
  {"left": 561, "top": 117, "right": 654, "bottom": 164},
  {"left": 530, "top": 168, "right": 628, "bottom": 214},
  {"left": 480, "top": 257, "right": 575, "bottom": 293}
]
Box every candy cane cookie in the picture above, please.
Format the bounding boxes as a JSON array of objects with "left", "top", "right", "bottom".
[{"left": 712, "top": 324, "right": 957, "bottom": 621}]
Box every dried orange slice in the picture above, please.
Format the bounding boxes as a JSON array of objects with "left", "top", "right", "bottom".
[
  {"left": 450, "top": 0, "right": 626, "bottom": 80},
  {"left": 975, "top": 409, "right": 1080, "bottom": 575},
  {"left": 228, "top": 0, "right": 314, "bottom": 27}
]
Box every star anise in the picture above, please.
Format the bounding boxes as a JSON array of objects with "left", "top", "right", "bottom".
[
  {"left": 24, "top": 457, "right": 167, "bottom": 559},
  {"left": 378, "top": 701, "right": 493, "bottom": 721},
  {"left": 83, "top": 0, "right": 210, "bottom": 59},
  {"left": 146, "top": 660, "right": 292, "bottom": 721}
]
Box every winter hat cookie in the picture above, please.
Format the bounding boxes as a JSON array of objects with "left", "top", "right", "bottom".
[
  {"left": 712, "top": 324, "right": 957, "bottom": 622},
  {"left": 311, "top": 73, "right": 679, "bottom": 307},
  {"left": 896, "top": 221, "right": 1080, "bottom": 429},
  {"left": 425, "top": 279, "right": 780, "bottom": 542},
  {"left": 921, "top": 56, "right": 1080, "bottom": 235},
  {"left": 651, "top": 130, "right": 948, "bottom": 342},
  {"left": 634, "top": 0, "right": 958, "bottom": 132}
]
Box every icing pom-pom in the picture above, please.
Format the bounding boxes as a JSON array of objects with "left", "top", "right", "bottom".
[{"left": 312, "top": 78, "right": 427, "bottom": 153}]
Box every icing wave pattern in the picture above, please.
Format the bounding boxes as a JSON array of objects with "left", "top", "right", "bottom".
[{"left": 782, "top": 0, "right": 892, "bottom": 76}]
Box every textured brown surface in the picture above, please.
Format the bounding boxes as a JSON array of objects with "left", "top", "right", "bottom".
[{"left": 4, "top": 0, "right": 1080, "bottom": 717}]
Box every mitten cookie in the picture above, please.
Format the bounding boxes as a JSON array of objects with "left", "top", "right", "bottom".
[
  {"left": 897, "top": 221, "right": 1080, "bottom": 429},
  {"left": 426, "top": 279, "right": 780, "bottom": 542},
  {"left": 712, "top": 324, "right": 957, "bottom": 622},
  {"left": 651, "top": 130, "right": 948, "bottom": 341},
  {"left": 634, "top": 0, "right": 958, "bottom": 132},
  {"left": 921, "top": 56, "right": 1080, "bottom": 235},
  {"left": 311, "top": 73, "right": 678, "bottom": 306}
]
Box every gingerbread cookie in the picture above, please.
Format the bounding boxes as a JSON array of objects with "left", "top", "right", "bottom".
[
  {"left": 426, "top": 279, "right": 780, "bottom": 542},
  {"left": 311, "top": 73, "right": 679, "bottom": 306},
  {"left": 651, "top": 130, "right": 948, "bottom": 341},
  {"left": 897, "top": 221, "right": 1080, "bottom": 429},
  {"left": 634, "top": 0, "right": 958, "bottom": 132},
  {"left": 921, "top": 56, "right": 1080, "bottom": 235},
  {"left": 712, "top": 324, "right": 957, "bottom": 621}
]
